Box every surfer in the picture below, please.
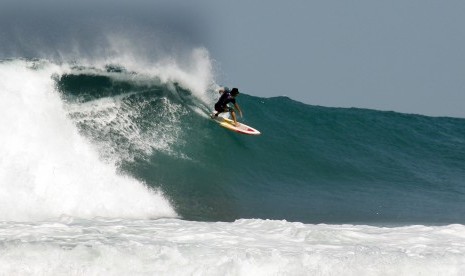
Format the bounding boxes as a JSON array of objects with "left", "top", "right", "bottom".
[{"left": 212, "top": 87, "right": 243, "bottom": 126}]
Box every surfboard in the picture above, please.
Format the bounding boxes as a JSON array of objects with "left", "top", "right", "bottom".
[{"left": 211, "top": 115, "right": 261, "bottom": 135}]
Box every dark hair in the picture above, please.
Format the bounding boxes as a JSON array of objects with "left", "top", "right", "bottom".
[{"left": 231, "top": 88, "right": 239, "bottom": 96}]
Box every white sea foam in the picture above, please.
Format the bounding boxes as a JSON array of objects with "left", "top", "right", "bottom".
[
  {"left": 0, "top": 60, "right": 176, "bottom": 221},
  {"left": 0, "top": 218, "right": 463, "bottom": 275}
]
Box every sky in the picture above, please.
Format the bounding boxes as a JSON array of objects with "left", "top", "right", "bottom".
[
  {"left": 1, "top": 0, "right": 465, "bottom": 118},
  {"left": 200, "top": 1, "right": 465, "bottom": 118}
]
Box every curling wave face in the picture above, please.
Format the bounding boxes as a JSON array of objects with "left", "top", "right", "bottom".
[{"left": 55, "top": 58, "right": 465, "bottom": 225}]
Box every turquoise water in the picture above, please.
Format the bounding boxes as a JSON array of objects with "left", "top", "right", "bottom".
[{"left": 58, "top": 69, "right": 465, "bottom": 225}]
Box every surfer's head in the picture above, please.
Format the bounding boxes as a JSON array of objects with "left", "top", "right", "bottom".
[{"left": 231, "top": 88, "right": 239, "bottom": 96}]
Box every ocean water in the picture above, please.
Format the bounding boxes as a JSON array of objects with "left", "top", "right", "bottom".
[{"left": 1, "top": 57, "right": 465, "bottom": 275}]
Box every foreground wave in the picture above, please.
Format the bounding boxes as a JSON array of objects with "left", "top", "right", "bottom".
[{"left": 0, "top": 218, "right": 464, "bottom": 275}]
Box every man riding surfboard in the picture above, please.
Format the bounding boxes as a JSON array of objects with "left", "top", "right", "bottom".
[{"left": 212, "top": 87, "right": 243, "bottom": 126}]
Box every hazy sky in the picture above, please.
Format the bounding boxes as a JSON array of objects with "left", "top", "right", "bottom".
[
  {"left": 2, "top": 0, "right": 465, "bottom": 118},
  {"left": 199, "top": 1, "right": 465, "bottom": 118}
]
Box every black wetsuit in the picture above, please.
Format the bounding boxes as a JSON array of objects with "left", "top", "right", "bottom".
[{"left": 214, "top": 92, "right": 236, "bottom": 113}]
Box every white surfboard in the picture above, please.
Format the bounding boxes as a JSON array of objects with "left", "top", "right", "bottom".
[{"left": 211, "top": 115, "right": 261, "bottom": 135}]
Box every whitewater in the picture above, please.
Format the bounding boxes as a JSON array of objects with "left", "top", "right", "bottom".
[
  {"left": 1, "top": 218, "right": 464, "bottom": 275},
  {"left": 0, "top": 55, "right": 465, "bottom": 275},
  {"left": 0, "top": 60, "right": 175, "bottom": 221}
]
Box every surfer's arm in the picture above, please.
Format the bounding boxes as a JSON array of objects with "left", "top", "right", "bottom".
[{"left": 234, "top": 103, "right": 243, "bottom": 117}]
